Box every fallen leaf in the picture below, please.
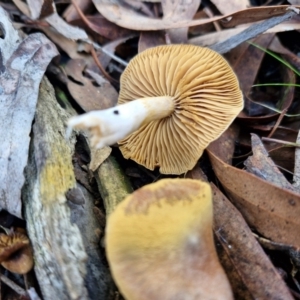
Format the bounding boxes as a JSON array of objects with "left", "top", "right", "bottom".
[
  {"left": 27, "top": 0, "right": 88, "bottom": 40},
  {"left": 211, "top": 183, "right": 293, "bottom": 300},
  {"left": 0, "top": 6, "right": 58, "bottom": 218},
  {"left": 64, "top": 58, "right": 118, "bottom": 112},
  {"left": 162, "top": 0, "right": 200, "bottom": 43},
  {"left": 27, "top": 0, "right": 54, "bottom": 19},
  {"left": 79, "top": 15, "right": 135, "bottom": 40},
  {"left": 211, "top": 0, "right": 250, "bottom": 15},
  {"left": 228, "top": 33, "right": 275, "bottom": 96},
  {"left": 89, "top": 146, "right": 112, "bottom": 172},
  {"left": 138, "top": 31, "right": 166, "bottom": 53},
  {"left": 245, "top": 134, "right": 296, "bottom": 192},
  {"left": 92, "top": 3, "right": 300, "bottom": 30},
  {"left": 46, "top": 13, "right": 88, "bottom": 40},
  {"left": 207, "top": 126, "right": 300, "bottom": 248},
  {"left": 63, "top": 0, "right": 93, "bottom": 22},
  {"left": 187, "top": 167, "right": 293, "bottom": 299}
]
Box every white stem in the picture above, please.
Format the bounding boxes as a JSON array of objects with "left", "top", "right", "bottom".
[{"left": 67, "top": 96, "right": 174, "bottom": 148}]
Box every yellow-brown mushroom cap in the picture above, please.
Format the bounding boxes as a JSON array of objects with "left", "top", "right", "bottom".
[
  {"left": 118, "top": 44, "right": 243, "bottom": 174},
  {"left": 106, "top": 178, "right": 233, "bottom": 300},
  {"left": 0, "top": 232, "right": 33, "bottom": 274}
]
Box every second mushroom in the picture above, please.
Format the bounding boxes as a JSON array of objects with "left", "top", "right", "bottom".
[{"left": 68, "top": 45, "right": 243, "bottom": 174}]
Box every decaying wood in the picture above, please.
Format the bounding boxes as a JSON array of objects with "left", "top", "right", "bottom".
[
  {"left": 95, "top": 156, "right": 133, "bottom": 215},
  {"left": 22, "top": 77, "right": 88, "bottom": 300},
  {"left": 68, "top": 183, "right": 113, "bottom": 299}
]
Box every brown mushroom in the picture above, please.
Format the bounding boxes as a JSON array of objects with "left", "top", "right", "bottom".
[
  {"left": 0, "top": 231, "right": 33, "bottom": 274},
  {"left": 105, "top": 178, "right": 233, "bottom": 300},
  {"left": 68, "top": 45, "right": 243, "bottom": 174}
]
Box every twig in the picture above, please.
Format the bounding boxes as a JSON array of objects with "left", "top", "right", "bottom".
[
  {"left": 0, "top": 273, "right": 28, "bottom": 297},
  {"left": 203, "top": 6, "right": 222, "bottom": 32},
  {"left": 262, "top": 136, "right": 300, "bottom": 147},
  {"left": 90, "top": 46, "right": 119, "bottom": 84},
  {"left": 70, "top": 0, "right": 128, "bottom": 67},
  {"left": 267, "top": 108, "right": 288, "bottom": 138}
]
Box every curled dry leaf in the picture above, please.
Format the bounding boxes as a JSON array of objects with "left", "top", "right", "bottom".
[
  {"left": 211, "top": 183, "right": 293, "bottom": 300},
  {"left": 27, "top": 0, "right": 87, "bottom": 40},
  {"left": 106, "top": 179, "right": 233, "bottom": 300},
  {"left": 207, "top": 126, "right": 300, "bottom": 248},
  {"left": 27, "top": 0, "right": 54, "bottom": 19},
  {"left": 92, "top": 3, "right": 300, "bottom": 31},
  {"left": 138, "top": 31, "right": 166, "bottom": 53},
  {"left": 89, "top": 146, "right": 112, "bottom": 172},
  {"left": 65, "top": 58, "right": 118, "bottom": 112},
  {"left": 76, "top": 15, "right": 135, "bottom": 40},
  {"left": 0, "top": 6, "right": 58, "bottom": 218},
  {"left": 187, "top": 167, "right": 293, "bottom": 300},
  {"left": 63, "top": 0, "right": 93, "bottom": 22},
  {"left": 227, "top": 33, "right": 275, "bottom": 97},
  {"left": 162, "top": 0, "right": 201, "bottom": 43},
  {"left": 245, "top": 134, "right": 297, "bottom": 192},
  {"left": 211, "top": 0, "right": 250, "bottom": 15}
]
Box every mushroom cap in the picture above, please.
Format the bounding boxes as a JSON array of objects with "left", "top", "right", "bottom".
[
  {"left": 118, "top": 44, "right": 243, "bottom": 174},
  {"left": 0, "top": 232, "right": 33, "bottom": 274},
  {"left": 106, "top": 178, "right": 233, "bottom": 300}
]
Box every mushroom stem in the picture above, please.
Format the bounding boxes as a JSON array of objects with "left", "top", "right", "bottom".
[{"left": 67, "top": 96, "right": 174, "bottom": 148}]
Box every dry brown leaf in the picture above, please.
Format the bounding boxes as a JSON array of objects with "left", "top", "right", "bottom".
[
  {"left": 188, "top": 167, "right": 293, "bottom": 299},
  {"left": 207, "top": 126, "right": 300, "bottom": 248},
  {"left": 95, "top": 35, "right": 136, "bottom": 69},
  {"left": 65, "top": 59, "right": 118, "bottom": 112},
  {"left": 26, "top": 0, "right": 88, "bottom": 40},
  {"left": 245, "top": 134, "right": 297, "bottom": 192},
  {"left": 63, "top": 0, "right": 93, "bottom": 22},
  {"left": 27, "top": 0, "right": 54, "bottom": 19},
  {"left": 211, "top": 183, "right": 293, "bottom": 300},
  {"left": 138, "top": 31, "right": 166, "bottom": 53},
  {"left": 238, "top": 127, "right": 297, "bottom": 173},
  {"left": 189, "top": 19, "right": 300, "bottom": 47},
  {"left": 46, "top": 13, "right": 88, "bottom": 40},
  {"left": 89, "top": 146, "right": 112, "bottom": 172},
  {"left": 227, "top": 33, "right": 274, "bottom": 96},
  {"left": 162, "top": 0, "right": 200, "bottom": 43},
  {"left": 79, "top": 15, "right": 135, "bottom": 40},
  {"left": 0, "top": 7, "right": 58, "bottom": 218},
  {"left": 92, "top": 3, "right": 300, "bottom": 30},
  {"left": 211, "top": 0, "right": 250, "bottom": 15}
]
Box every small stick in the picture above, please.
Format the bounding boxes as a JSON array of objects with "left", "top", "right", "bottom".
[
  {"left": 0, "top": 273, "right": 28, "bottom": 297},
  {"left": 262, "top": 137, "right": 300, "bottom": 147},
  {"left": 267, "top": 108, "right": 288, "bottom": 138}
]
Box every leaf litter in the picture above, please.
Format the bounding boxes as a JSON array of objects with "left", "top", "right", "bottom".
[{"left": 2, "top": 0, "right": 300, "bottom": 298}]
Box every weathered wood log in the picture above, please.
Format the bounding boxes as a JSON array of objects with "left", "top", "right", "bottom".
[
  {"left": 95, "top": 156, "right": 133, "bottom": 215},
  {"left": 22, "top": 77, "right": 111, "bottom": 300}
]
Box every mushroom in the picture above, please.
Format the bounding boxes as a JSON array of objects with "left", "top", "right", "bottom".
[
  {"left": 68, "top": 44, "right": 243, "bottom": 174},
  {"left": 105, "top": 178, "right": 233, "bottom": 300},
  {"left": 0, "top": 231, "right": 34, "bottom": 274}
]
